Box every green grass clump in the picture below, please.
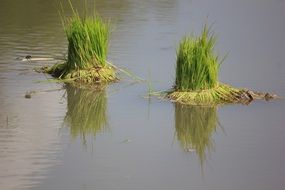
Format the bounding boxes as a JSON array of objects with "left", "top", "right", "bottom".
[
  {"left": 42, "top": 2, "right": 116, "bottom": 85},
  {"left": 175, "top": 25, "right": 219, "bottom": 91},
  {"left": 65, "top": 85, "right": 108, "bottom": 145},
  {"left": 65, "top": 12, "right": 110, "bottom": 71},
  {"left": 175, "top": 104, "right": 218, "bottom": 168},
  {"left": 168, "top": 24, "right": 249, "bottom": 105}
]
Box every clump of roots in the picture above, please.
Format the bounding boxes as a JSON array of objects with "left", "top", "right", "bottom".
[
  {"left": 167, "top": 83, "right": 276, "bottom": 106},
  {"left": 41, "top": 62, "right": 117, "bottom": 85}
]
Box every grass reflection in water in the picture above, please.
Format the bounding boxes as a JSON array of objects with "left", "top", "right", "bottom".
[
  {"left": 175, "top": 104, "right": 219, "bottom": 167},
  {"left": 65, "top": 85, "right": 108, "bottom": 145}
]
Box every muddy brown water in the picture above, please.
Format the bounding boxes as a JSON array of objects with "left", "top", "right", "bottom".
[{"left": 1, "top": 0, "right": 285, "bottom": 190}]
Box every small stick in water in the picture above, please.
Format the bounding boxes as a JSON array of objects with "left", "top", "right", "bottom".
[{"left": 24, "top": 88, "right": 63, "bottom": 99}]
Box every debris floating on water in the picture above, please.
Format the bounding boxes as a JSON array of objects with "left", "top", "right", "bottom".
[
  {"left": 121, "top": 139, "right": 132, "bottom": 143},
  {"left": 24, "top": 88, "right": 63, "bottom": 99},
  {"left": 24, "top": 91, "right": 35, "bottom": 99}
]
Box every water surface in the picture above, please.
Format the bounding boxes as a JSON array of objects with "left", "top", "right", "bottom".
[{"left": 1, "top": 0, "right": 285, "bottom": 190}]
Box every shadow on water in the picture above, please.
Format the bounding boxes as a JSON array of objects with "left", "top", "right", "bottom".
[
  {"left": 175, "top": 104, "right": 220, "bottom": 169},
  {"left": 64, "top": 85, "right": 108, "bottom": 145}
]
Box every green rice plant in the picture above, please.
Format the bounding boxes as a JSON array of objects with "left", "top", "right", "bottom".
[
  {"left": 64, "top": 12, "right": 110, "bottom": 72},
  {"left": 175, "top": 104, "right": 218, "bottom": 168},
  {"left": 64, "top": 85, "right": 108, "bottom": 145},
  {"left": 165, "top": 24, "right": 257, "bottom": 105},
  {"left": 41, "top": 1, "right": 116, "bottom": 85},
  {"left": 175, "top": 24, "right": 219, "bottom": 91}
]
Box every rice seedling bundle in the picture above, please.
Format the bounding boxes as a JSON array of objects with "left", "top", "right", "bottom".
[
  {"left": 167, "top": 24, "right": 274, "bottom": 105},
  {"left": 175, "top": 25, "right": 219, "bottom": 91},
  {"left": 42, "top": 2, "right": 116, "bottom": 85},
  {"left": 65, "top": 13, "right": 110, "bottom": 70}
]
